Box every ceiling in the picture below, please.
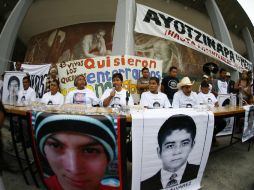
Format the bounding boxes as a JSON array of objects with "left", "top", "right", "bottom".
[{"left": 0, "top": 0, "right": 253, "bottom": 56}]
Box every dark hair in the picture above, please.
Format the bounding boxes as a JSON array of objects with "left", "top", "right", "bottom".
[
  {"left": 8, "top": 76, "right": 20, "bottom": 89},
  {"left": 141, "top": 67, "right": 149, "bottom": 73},
  {"left": 201, "top": 80, "right": 209, "bottom": 88},
  {"left": 219, "top": 68, "right": 226, "bottom": 73},
  {"left": 169, "top": 66, "right": 177, "bottom": 72},
  {"left": 74, "top": 74, "right": 86, "bottom": 87},
  {"left": 149, "top": 77, "right": 160, "bottom": 85},
  {"left": 23, "top": 76, "right": 30, "bottom": 83},
  {"left": 50, "top": 79, "right": 60, "bottom": 88},
  {"left": 112, "top": 73, "right": 123, "bottom": 82},
  {"left": 157, "top": 114, "right": 196, "bottom": 152}
]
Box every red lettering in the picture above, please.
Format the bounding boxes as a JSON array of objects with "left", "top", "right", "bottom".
[
  {"left": 128, "top": 58, "right": 134, "bottom": 66},
  {"left": 84, "top": 58, "right": 95, "bottom": 69}
]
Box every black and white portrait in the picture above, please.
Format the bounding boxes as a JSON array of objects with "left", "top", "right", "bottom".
[
  {"left": 242, "top": 106, "right": 254, "bottom": 142},
  {"left": 131, "top": 109, "right": 213, "bottom": 190}
]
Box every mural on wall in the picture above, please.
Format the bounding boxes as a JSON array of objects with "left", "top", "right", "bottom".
[
  {"left": 134, "top": 33, "right": 220, "bottom": 79},
  {"left": 24, "top": 22, "right": 114, "bottom": 64}
]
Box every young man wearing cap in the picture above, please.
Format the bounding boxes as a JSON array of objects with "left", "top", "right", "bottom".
[
  {"left": 198, "top": 75, "right": 212, "bottom": 93},
  {"left": 141, "top": 114, "right": 199, "bottom": 190},
  {"left": 161, "top": 66, "right": 179, "bottom": 104},
  {"left": 226, "top": 72, "right": 235, "bottom": 93},
  {"left": 140, "top": 77, "right": 171, "bottom": 108},
  {"left": 65, "top": 75, "right": 99, "bottom": 106},
  {"left": 172, "top": 77, "right": 199, "bottom": 108},
  {"left": 34, "top": 112, "right": 119, "bottom": 190},
  {"left": 212, "top": 68, "right": 228, "bottom": 96}
]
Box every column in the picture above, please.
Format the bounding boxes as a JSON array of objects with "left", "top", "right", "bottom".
[{"left": 0, "top": 0, "right": 34, "bottom": 73}]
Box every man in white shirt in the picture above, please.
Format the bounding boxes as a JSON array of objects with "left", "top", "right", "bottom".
[
  {"left": 212, "top": 68, "right": 228, "bottom": 96},
  {"left": 17, "top": 76, "right": 36, "bottom": 105},
  {"left": 65, "top": 75, "right": 99, "bottom": 106},
  {"left": 41, "top": 80, "right": 64, "bottom": 105},
  {"left": 140, "top": 77, "right": 171, "bottom": 108},
  {"left": 172, "top": 77, "right": 199, "bottom": 108},
  {"left": 141, "top": 114, "right": 199, "bottom": 190}
]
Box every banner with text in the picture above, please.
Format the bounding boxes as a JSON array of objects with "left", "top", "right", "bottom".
[
  {"left": 131, "top": 109, "right": 214, "bottom": 190},
  {"left": 135, "top": 4, "right": 252, "bottom": 72},
  {"left": 57, "top": 55, "right": 162, "bottom": 103},
  {"left": 22, "top": 64, "right": 51, "bottom": 99}
]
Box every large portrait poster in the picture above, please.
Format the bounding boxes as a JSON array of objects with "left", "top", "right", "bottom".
[
  {"left": 216, "top": 94, "right": 235, "bottom": 136},
  {"left": 131, "top": 109, "right": 214, "bottom": 190},
  {"left": 57, "top": 55, "right": 162, "bottom": 103},
  {"left": 31, "top": 112, "right": 122, "bottom": 190},
  {"left": 2, "top": 71, "right": 27, "bottom": 105},
  {"left": 242, "top": 105, "right": 254, "bottom": 142}
]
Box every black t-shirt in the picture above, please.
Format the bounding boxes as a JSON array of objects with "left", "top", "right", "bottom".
[{"left": 161, "top": 76, "right": 179, "bottom": 100}]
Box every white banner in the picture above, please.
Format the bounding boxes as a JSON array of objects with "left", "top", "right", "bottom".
[
  {"left": 216, "top": 94, "right": 235, "bottom": 136},
  {"left": 135, "top": 4, "right": 252, "bottom": 72},
  {"left": 22, "top": 64, "right": 51, "bottom": 99},
  {"left": 131, "top": 108, "right": 214, "bottom": 190},
  {"left": 57, "top": 55, "right": 162, "bottom": 103},
  {"left": 2, "top": 71, "right": 27, "bottom": 105},
  {"left": 242, "top": 105, "right": 254, "bottom": 142}
]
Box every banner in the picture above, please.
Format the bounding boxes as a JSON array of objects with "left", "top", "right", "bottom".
[
  {"left": 57, "top": 55, "right": 162, "bottom": 103},
  {"left": 216, "top": 94, "right": 235, "bottom": 136},
  {"left": 135, "top": 4, "right": 252, "bottom": 72},
  {"left": 242, "top": 105, "right": 254, "bottom": 142},
  {"left": 2, "top": 71, "right": 27, "bottom": 105},
  {"left": 131, "top": 109, "right": 214, "bottom": 190},
  {"left": 22, "top": 64, "right": 51, "bottom": 99},
  {"left": 31, "top": 112, "right": 122, "bottom": 190}
]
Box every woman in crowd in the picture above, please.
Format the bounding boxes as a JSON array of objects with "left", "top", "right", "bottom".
[
  {"left": 65, "top": 74, "right": 99, "bottom": 106},
  {"left": 41, "top": 79, "right": 64, "bottom": 105},
  {"left": 101, "top": 73, "right": 134, "bottom": 108}
]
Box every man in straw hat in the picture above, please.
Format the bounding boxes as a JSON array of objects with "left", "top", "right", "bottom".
[
  {"left": 33, "top": 112, "right": 119, "bottom": 190},
  {"left": 172, "top": 77, "right": 199, "bottom": 108}
]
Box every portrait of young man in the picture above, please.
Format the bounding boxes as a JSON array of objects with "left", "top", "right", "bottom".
[
  {"left": 33, "top": 112, "right": 120, "bottom": 190},
  {"left": 141, "top": 114, "right": 200, "bottom": 190}
]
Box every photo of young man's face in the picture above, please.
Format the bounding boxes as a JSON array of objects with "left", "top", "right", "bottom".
[
  {"left": 157, "top": 129, "right": 194, "bottom": 172},
  {"left": 44, "top": 132, "right": 109, "bottom": 190}
]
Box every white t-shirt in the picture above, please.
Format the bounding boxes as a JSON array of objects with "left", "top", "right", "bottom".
[
  {"left": 217, "top": 80, "right": 228, "bottom": 94},
  {"left": 17, "top": 87, "right": 36, "bottom": 105},
  {"left": 65, "top": 88, "right": 99, "bottom": 105},
  {"left": 172, "top": 90, "right": 199, "bottom": 108},
  {"left": 41, "top": 92, "right": 64, "bottom": 105},
  {"left": 100, "top": 88, "right": 134, "bottom": 107},
  {"left": 197, "top": 92, "right": 218, "bottom": 107},
  {"left": 140, "top": 91, "right": 171, "bottom": 108}
]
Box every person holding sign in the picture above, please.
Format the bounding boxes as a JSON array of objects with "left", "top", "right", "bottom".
[
  {"left": 140, "top": 77, "right": 171, "bottom": 108},
  {"left": 34, "top": 113, "right": 119, "bottom": 190},
  {"left": 172, "top": 77, "right": 199, "bottom": 108},
  {"left": 65, "top": 75, "right": 99, "bottom": 106},
  {"left": 17, "top": 76, "right": 36, "bottom": 105},
  {"left": 41, "top": 79, "right": 64, "bottom": 105},
  {"left": 101, "top": 73, "right": 134, "bottom": 108},
  {"left": 141, "top": 114, "right": 199, "bottom": 190}
]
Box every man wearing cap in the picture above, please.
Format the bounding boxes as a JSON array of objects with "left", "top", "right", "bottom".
[
  {"left": 226, "top": 72, "right": 235, "bottom": 93},
  {"left": 172, "top": 77, "right": 199, "bottom": 108},
  {"left": 34, "top": 112, "right": 119, "bottom": 190},
  {"left": 198, "top": 75, "right": 212, "bottom": 93},
  {"left": 212, "top": 68, "right": 228, "bottom": 96},
  {"left": 141, "top": 114, "right": 199, "bottom": 190}
]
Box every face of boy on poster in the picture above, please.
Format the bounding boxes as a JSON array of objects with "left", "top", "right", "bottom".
[
  {"left": 34, "top": 113, "right": 118, "bottom": 190},
  {"left": 44, "top": 132, "right": 109, "bottom": 190},
  {"left": 157, "top": 128, "right": 194, "bottom": 172}
]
